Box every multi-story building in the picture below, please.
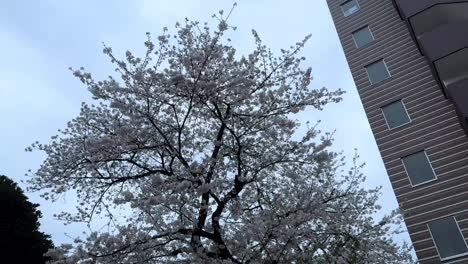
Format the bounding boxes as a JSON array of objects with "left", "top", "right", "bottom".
[{"left": 326, "top": 0, "right": 468, "bottom": 263}]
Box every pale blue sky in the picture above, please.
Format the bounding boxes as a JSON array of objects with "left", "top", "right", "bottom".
[{"left": 0, "top": 0, "right": 411, "bottom": 248}]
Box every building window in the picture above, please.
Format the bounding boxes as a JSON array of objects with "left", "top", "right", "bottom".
[
  {"left": 341, "top": 0, "right": 360, "bottom": 17},
  {"left": 352, "top": 26, "right": 374, "bottom": 48},
  {"left": 365, "top": 60, "right": 391, "bottom": 85},
  {"left": 435, "top": 48, "right": 468, "bottom": 88},
  {"left": 428, "top": 217, "right": 468, "bottom": 260},
  {"left": 402, "top": 151, "right": 436, "bottom": 186},
  {"left": 410, "top": 3, "right": 468, "bottom": 38},
  {"left": 381, "top": 100, "right": 411, "bottom": 129}
]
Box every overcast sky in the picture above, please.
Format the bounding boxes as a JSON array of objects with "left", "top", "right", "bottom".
[{"left": 0, "top": 0, "right": 412, "bottom": 248}]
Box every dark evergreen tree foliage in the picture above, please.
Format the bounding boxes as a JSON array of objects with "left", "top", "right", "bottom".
[{"left": 0, "top": 175, "right": 53, "bottom": 264}]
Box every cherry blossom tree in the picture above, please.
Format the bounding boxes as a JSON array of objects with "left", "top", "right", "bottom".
[{"left": 29, "top": 8, "right": 413, "bottom": 264}]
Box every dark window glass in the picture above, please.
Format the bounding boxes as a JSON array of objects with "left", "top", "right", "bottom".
[
  {"left": 352, "top": 26, "right": 374, "bottom": 48},
  {"left": 341, "top": 0, "right": 360, "bottom": 17},
  {"left": 382, "top": 101, "right": 411, "bottom": 129},
  {"left": 402, "top": 151, "right": 436, "bottom": 186},
  {"left": 365, "top": 60, "right": 390, "bottom": 84},
  {"left": 429, "top": 217, "right": 468, "bottom": 260},
  {"left": 410, "top": 3, "right": 468, "bottom": 38},
  {"left": 435, "top": 48, "right": 468, "bottom": 87}
]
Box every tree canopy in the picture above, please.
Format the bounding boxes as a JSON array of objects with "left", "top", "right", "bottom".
[
  {"left": 30, "top": 8, "right": 413, "bottom": 264},
  {"left": 0, "top": 175, "right": 53, "bottom": 263}
]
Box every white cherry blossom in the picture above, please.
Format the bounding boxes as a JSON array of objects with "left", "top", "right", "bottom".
[{"left": 30, "top": 8, "right": 413, "bottom": 264}]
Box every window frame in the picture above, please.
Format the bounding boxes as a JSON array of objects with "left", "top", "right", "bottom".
[
  {"left": 365, "top": 59, "right": 391, "bottom": 85},
  {"left": 352, "top": 25, "right": 375, "bottom": 48},
  {"left": 427, "top": 216, "right": 468, "bottom": 261},
  {"left": 341, "top": 0, "right": 361, "bottom": 17},
  {"left": 381, "top": 100, "right": 412, "bottom": 130},
  {"left": 401, "top": 151, "right": 437, "bottom": 187}
]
